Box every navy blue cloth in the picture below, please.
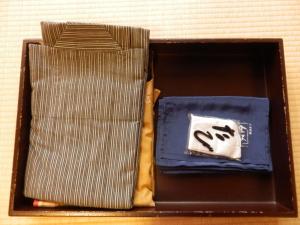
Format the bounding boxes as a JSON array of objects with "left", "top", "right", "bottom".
[{"left": 155, "top": 96, "right": 272, "bottom": 173}]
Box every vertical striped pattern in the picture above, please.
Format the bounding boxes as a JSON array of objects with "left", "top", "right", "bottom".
[{"left": 24, "top": 22, "right": 149, "bottom": 209}]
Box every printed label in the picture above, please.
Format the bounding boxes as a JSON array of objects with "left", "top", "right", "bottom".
[
  {"left": 239, "top": 122, "right": 252, "bottom": 147},
  {"left": 187, "top": 114, "right": 242, "bottom": 159}
]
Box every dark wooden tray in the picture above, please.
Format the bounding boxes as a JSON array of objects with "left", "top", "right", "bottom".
[{"left": 9, "top": 39, "right": 297, "bottom": 217}]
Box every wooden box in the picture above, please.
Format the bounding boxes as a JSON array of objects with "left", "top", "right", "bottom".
[{"left": 9, "top": 39, "right": 297, "bottom": 217}]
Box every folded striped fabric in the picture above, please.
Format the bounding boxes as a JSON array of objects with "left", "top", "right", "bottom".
[
  {"left": 32, "top": 80, "right": 161, "bottom": 208},
  {"left": 24, "top": 22, "right": 149, "bottom": 209}
]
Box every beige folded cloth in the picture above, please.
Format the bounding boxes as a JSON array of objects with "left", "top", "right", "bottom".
[
  {"left": 134, "top": 78, "right": 155, "bottom": 207},
  {"left": 24, "top": 22, "right": 150, "bottom": 209}
]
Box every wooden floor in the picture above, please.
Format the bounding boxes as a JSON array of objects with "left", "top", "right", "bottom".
[{"left": 1, "top": 0, "right": 300, "bottom": 224}]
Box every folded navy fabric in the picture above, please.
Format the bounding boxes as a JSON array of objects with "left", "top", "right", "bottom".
[{"left": 155, "top": 96, "right": 272, "bottom": 173}]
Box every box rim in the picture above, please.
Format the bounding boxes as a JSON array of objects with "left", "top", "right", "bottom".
[{"left": 9, "top": 38, "right": 297, "bottom": 217}]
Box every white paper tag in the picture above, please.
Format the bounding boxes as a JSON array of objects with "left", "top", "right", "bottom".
[{"left": 187, "top": 114, "right": 241, "bottom": 159}]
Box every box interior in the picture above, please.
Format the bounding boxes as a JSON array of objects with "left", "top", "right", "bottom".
[{"left": 9, "top": 40, "right": 297, "bottom": 216}]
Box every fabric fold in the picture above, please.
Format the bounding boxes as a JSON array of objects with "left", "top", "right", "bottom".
[
  {"left": 155, "top": 96, "right": 272, "bottom": 173},
  {"left": 24, "top": 22, "right": 150, "bottom": 209}
]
